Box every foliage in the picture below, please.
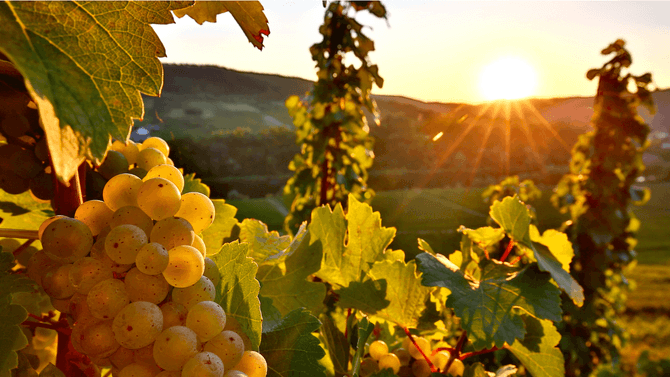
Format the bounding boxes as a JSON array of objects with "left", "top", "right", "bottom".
[
  {"left": 483, "top": 175, "right": 541, "bottom": 225},
  {"left": 283, "top": 1, "right": 386, "bottom": 233},
  {"left": 552, "top": 39, "right": 655, "bottom": 376}
]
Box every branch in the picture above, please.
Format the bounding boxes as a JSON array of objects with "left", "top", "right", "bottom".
[
  {"left": 14, "top": 239, "right": 35, "bottom": 257},
  {"left": 460, "top": 346, "right": 501, "bottom": 360},
  {"left": 500, "top": 239, "right": 515, "bottom": 263},
  {"left": 403, "top": 327, "right": 436, "bottom": 373},
  {"left": 445, "top": 331, "right": 468, "bottom": 372},
  {"left": 0, "top": 229, "right": 39, "bottom": 240}
]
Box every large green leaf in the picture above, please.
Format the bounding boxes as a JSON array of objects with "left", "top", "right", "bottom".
[
  {"left": 257, "top": 228, "right": 325, "bottom": 316},
  {"left": 506, "top": 316, "right": 565, "bottom": 377},
  {"left": 490, "top": 197, "right": 584, "bottom": 307},
  {"left": 0, "top": 253, "right": 35, "bottom": 376},
  {"left": 260, "top": 308, "right": 326, "bottom": 377},
  {"left": 334, "top": 279, "right": 389, "bottom": 315},
  {"left": 173, "top": 1, "right": 270, "bottom": 50},
  {"left": 182, "top": 172, "right": 210, "bottom": 196},
  {"left": 202, "top": 199, "right": 239, "bottom": 256},
  {"left": 0, "top": 190, "right": 51, "bottom": 230},
  {"left": 240, "top": 219, "right": 291, "bottom": 264},
  {"left": 529, "top": 226, "right": 573, "bottom": 273},
  {"left": 319, "top": 314, "right": 350, "bottom": 377},
  {"left": 313, "top": 195, "right": 395, "bottom": 287},
  {"left": 0, "top": 1, "right": 193, "bottom": 182},
  {"left": 364, "top": 260, "right": 431, "bottom": 328},
  {"left": 211, "top": 241, "right": 262, "bottom": 351},
  {"left": 416, "top": 252, "right": 561, "bottom": 351}
]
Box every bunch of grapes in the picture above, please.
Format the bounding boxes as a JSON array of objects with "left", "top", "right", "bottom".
[
  {"left": 26, "top": 138, "right": 267, "bottom": 377},
  {"left": 0, "top": 95, "right": 55, "bottom": 200},
  {"left": 359, "top": 338, "right": 464, "bottom": 377}
]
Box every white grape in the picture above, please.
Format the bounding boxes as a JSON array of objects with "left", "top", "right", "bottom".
[
  {"left": 112, "top": 301, "right": 163, "bottom": 349},
  {"left": 186, "top": 301, "right": 226, "bottom": 342},
  {"left": 162, "top": 245, "right": 204, "bottom": 288},
  {"left": 87, "top": 278, "right": 130, "bottom": 320},
  {"left": 172, "top": 275, "right": 215, "bottom": 309},
  {"left": 144, "top": 164, "right": 184, "bottom": 192},
  {"left": 137, "top": 177, "right": 181, "bottom": 220},
  {"left": 135, "top": 243, "right": 169, "bottom": 275},
  {"left": 150, "top": 217, "right": 194, "bottom": 250},
  {"left": 233, "top": 351, "right": 267, "bottom": 377},
  {"left": 103, "top": 173, "right": 143, "bottom": 211},
  {"left": 137, "top": 147, "right": 167, "bottom": 171},
  {"left": 174, "top": 192, "right": 216, "bottom": 234},
  {"left": 110, "top": 205, "right": 154, "bottom": 236},
  {"left": 75, "top": 200, "right": 114, "bottom": 236},
  {"left": 124, "top": 267, "right": 170, "bottom": 304},
  {"left": 153, "top": 326, "right": 199, "bottom": 371},
  {"left": 182, "top": 352, "right": 224, "bottom": 377},
  {"left": 204, "top": 330, "right": 245, "bottom": 371},
  {"left": 41, "top": 217, "right": 93, "bottom": 263},
  {"left": 105, "top": 224, "right": 148, "bottom": 264}
]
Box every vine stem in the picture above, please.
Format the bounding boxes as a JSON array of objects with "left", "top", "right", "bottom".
[
  {"left": 500, "top": 239, "right": 515, "bottom": 263},
  {"left": 403, "top": 327, "right": 436, "bottom": 373},
  {"left": 14, "top": 239, "right": 35, "bottom": 257},
  {"left": 460, "top": 346, "right": 501, "bottom": 360},
  {"left": 0, "top": 229, "right": 39, "bottom": 239},
  {"left": 445, "top": 331, "right": 468, "bottom": 372}
]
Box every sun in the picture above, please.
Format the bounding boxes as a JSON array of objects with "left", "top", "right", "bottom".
[{"left": 479, "top": 56, "right": 537, "bottom": 101}]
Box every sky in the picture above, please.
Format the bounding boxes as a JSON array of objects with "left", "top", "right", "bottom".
[{"left": 153, "top": 1, "right": 670, "bottom": 105}]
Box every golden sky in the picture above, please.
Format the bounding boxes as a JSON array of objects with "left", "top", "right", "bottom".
[{"left": 154, "top": 1, "right": 670, "bottom": 104}]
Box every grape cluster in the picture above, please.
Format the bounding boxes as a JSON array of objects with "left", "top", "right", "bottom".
[
  {"left": 0, "top": 97, "right": 55, "bottom": 200},
  {"left": 360, "top": 338, "right": 464, "bottom": 377},
  {"left": 27, "top": 137, "right": 267, "bottom": 377}
]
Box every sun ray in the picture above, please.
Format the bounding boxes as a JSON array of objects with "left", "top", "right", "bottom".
[
  {"left": 504, "top": 100, "right": 511, "bottom": 176},
  {"left": 518, "top": 100, "right": 572, "bottom": 153},
  {"left": 467, "top": 103, "right": 502, "bottom": 186},
  {"left": 512, "top": 100, "right": 547, "bottom": 174}
]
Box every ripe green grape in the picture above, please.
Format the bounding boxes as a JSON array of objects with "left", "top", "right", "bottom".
[
  {"left": 153, "top": 326, "right": 199, "bottom": 371},
  {"left": 204, "top": 330, "right": 245, "bottom": 371},
  {"left": 192, "top": 235, "right": 207, "bottom": 257},
  {"left": 163, "top": 245, "right": 204, "bottom": 288},
  {"left": 234, "top": 351, "right": 267, "bottom": 377},
  {"left": 29, "top": 169, "right": 54, "bottom": 201},
  {"left": 129, "top": 167, "right": 148, "bottom": 179},
  {"left": 224, "top": 371, "right": 248, "bottom": 377},
  {"left": 26, "top": 250, "right": 62, "bottom": 286},
  {"left": 378, "top": 353, "right": 401, "bottom": 374},
  {"left": 90, "top": 238, "right": 134, "bottom": 274},
  {"left": 87, "top": 278, "right": 130, "bottom": 320},
  {"left": 124, "top": 267, "right": 170, "bottom": 304},
  {"left": 38, "top": 215, "right": 66, "bottom": 240},
  {"left": 41, "top": 217, "right": 93, "bottom": 263},
  {"left": 103, "top": 173, "right": 143, "bottom": 211},
  {"left": 137, "top": 147, "right": 167, "bottom": 171},
  {"left": 172, "top": 275, "right": 215, "bottom": 309},
  {"left": 182, "top": 352, "right": 224, "bottom": 377},
  {"left": 98, "top": 150, "right": 129, "bottom": 180},
  {"left": 411, "top": 359, "right": 431, "bottom": 377},
  {"left": 112, "top": 301, "right": 163, "bottom": 349},
  {"left": 132, "top": 343, "right": 155, "bottom": 365},
  {"left": 137, "top": 177, "right": 181, "bottom": 221},
  {"left": 68, "top": 292, "right": 96, "bottom": 324},
  {"left": 118, "top": 362, "right": 161, "bottom": 377},
  {"left": 144, "top": 164, "right": 184, "bottom": 192},
  {"left": 141, "top": 137, "right": 170, "bottom": 157},
  {"left": 430, "top": 350, "right": 450, "bottom": 371},
  {"left": 69, "top": 257, "right": 113, "bottom": 294},
  {"left": 368, "top": 340, "right": 388, "bottom": 361},
  {"left": 393, "top": 348, "right": 411, "bottom": 366},
  {"left": 186, "top": 301, "right": 226, "bottom": 342},
  {"left": 80, "top": 320, "right": 120, "bottom": 358},
  {"left": 135, "top": 243, "right": 169, "bottom": 275},
  {"left": 174, "top": 192, "right": 216, "bottom": 234},
  {"left": 42, "top": 264, "right": 76, "bottom": 299},
  {"left": 224, "top": 317, "right": 252, "bottom": 352},
  {"left": 75, "top": 199, "right": 114, "bottom": 236},
  {"left": 203, "top": 257, "right": 221, "bottom": 287},
  {"left": 160, "top": 301, "right": 188, "bottom": 328},
  {"left": 111, "top": 140, "right": 140, "bottom": 166},
  {"left": 404, "top": 336, "right": 431, "bottom": 360},
  {"left": 110, "top": 205, "right": 154, "bottom": 236},
  {"left": 447, "top": 358, "right": 464, "bottom": 377},
  {"left": 150, "top": 217, "right": 194, "bottom": 250},
  {"left": 110, "top": 346, "right": 135, "bottom": 370},
  {"left": 1, "top": 112, "right": 30, "bottom": 138},
  {"left": 105, "top": 224, "right": 148, "bottom": 264},
  {"left": 51, "top": 296, "right": 70, "bottom": 314}
]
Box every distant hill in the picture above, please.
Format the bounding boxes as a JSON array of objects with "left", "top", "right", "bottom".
[{"left": 135, "top": 63, "right": 669, "bottom": 196}]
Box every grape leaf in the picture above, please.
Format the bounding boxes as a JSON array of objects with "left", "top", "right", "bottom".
[
  {"left": 0, "top": 1, "right": 193, "bottom": 182},
  {"left": 0, "top": 190, "right": 51, "bottom": 230},
  {"left": 490, "top": 197, "right": 584, "bottom": 307},
  {"left": 460, "top": 226, "right": 505, "bottom": 248},
  {"left": 366, "top": 260, "right": 431, "bottom": 328},
  {"left": 334, "top": 279, "right": 390, "bottom": 315},
  {"left": 259, "top": 295, "right": 282, "bottom": 333},
  {"left": 260, "top": 308, "right": 326, "bottom": 377},
  {"left": 313, "top": 195, "right": 395, "bottom": 287},
  {"left": 462, "top": 363, "right": 489, "bottom": 377},
  {"left": 0, "top": 253, "right": 35, "bottom": 376},
  {"left": 38, "top": 364, "right": 66, "bottom": 377},
  {"left": 506, "top": 316, "right": 565, "bottom": 377},
  {"left": 211, "top": 241, "right": 262, "bottom": 351},
  {"left": 182, "top": 172, "right": 210, "bottom": 196},
  {"left": 173, "top": 1, "right": 270, "bottom": 50},
  {"left": 202, "top": 199, "right": 239, "bottom": 255},
  {"left": 351, "top": 317, "right": 374, "bottom": 377},
  {"left": 319, "top": 314, "right": 350, "bottom": 377},
  {"left": 416, "top": 252, "right": 561, "bottom": 351},
  {"left": 240, "top": 219, "right": 291, "bottom": 264},
  {"left": 257, "top": 228, "right": 326, "bottom": 316},
  {"left": 529, "top": 226, "right": 573, "bottom": 273}
]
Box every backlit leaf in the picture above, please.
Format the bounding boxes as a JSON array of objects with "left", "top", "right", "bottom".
[
  {"left": 202, "top": 199, "right": 239, "bottom": 255},
  {"left": 506, "top": 316, "right": 565, "bottom": 377},
  {"left": 0, "top": 1, "right": 193, "bottom": 182}
]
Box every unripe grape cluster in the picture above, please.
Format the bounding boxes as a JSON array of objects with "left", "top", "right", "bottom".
[
  {"left": 27, "top": 137, "right": 267, "bottom": 377},
  {"left": 360, "top": 338, "right": 464, "bottom": 377}
]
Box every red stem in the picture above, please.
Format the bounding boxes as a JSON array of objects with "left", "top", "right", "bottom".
[
  {"left": 445, "top": 331, "right": 468, "bottom": 372},
  {"left": 13, "top": 239, "right": 35, "bottom": 257},
  {"left": 403, "top": 327, "right": 436, "bottom": 373},
  {"left": 500, "top": 239, "right": 515, "bottom": 263},
  {"left": 460, "top": 346, "right": 501, "bottom": 360},
  {"left": 344, "top": 308, "right": 352, "bottom": 339}
]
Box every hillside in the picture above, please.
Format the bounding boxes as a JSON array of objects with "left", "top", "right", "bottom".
[{"left": 133, "top": 63, "right": 669, "bottom": 197}]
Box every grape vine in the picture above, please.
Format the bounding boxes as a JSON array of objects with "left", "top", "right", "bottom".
[{"left": 283, "top": 0, "right": 386, "bottom": 233}]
